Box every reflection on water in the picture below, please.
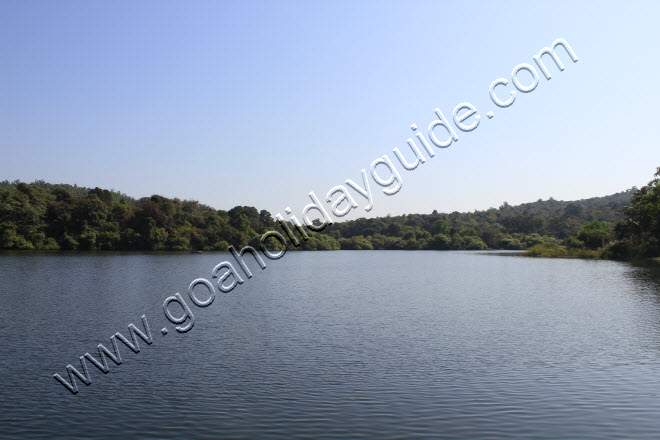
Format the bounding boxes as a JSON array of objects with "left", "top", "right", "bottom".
[{"left": 1, "top": 250, "right": 660, "bottom": 439}]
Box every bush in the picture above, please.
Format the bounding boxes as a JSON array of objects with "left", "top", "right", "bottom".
[
  {"left": 527, "top": 244, "right": 601, "bottom": 259},
  {"left": 211, "top": 240, "right": 230, "bottom": 251},
  {"left": 429, "top": 234, "right": 451, "bottom": 250},
  {"left": 577, "top": 220, "right": 611, "bottom": 249},
  {"left": 600, "top": 242, "right": 633, "bottom": 260},
  {"left": 500, "top": 237, "right": 523, "bottom": 250},
  {"left": 338, "top": 236, "right": 373, "bottom": 250},
  {"left": 42, "top": 237, "right": 60, "bottom": 250},
  {"left": 565, "top": 237, "right": 584, "bottom": 249},
  {"left": 463, "top": 236, "right": 487, "bottom": 250}
]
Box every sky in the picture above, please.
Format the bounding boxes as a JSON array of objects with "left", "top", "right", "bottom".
[{"left": 1, "top": 1, "right": 659, "bottom": 220}]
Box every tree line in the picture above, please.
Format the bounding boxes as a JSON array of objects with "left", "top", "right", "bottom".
[
  {"left": 0, "top": 167, "right": 658, "bottom": 259},
  {"left": 0, "top": 181, "right": 275, "bottom": 251}
]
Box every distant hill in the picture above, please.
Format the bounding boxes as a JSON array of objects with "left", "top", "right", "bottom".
[
  {"left": 497, "top": 190, "right": 634, "bottom": 222},
  {"left": 320, "top": 189, "right": 636, "bottom": 251},
  {"left": 491, "top": 189, "right": 635, "bottom": 235}
]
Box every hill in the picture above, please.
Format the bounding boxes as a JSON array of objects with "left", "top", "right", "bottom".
[{"left": 320, "top": 190, "right": 635, "bottom": 251}]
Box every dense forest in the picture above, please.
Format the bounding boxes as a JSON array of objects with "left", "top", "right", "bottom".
[
  {"left": 1, "top": 168, "right": 658, "bottom": 259},
  {"left": 322, "top": 190, "right": 632, "bottom": 251},
  {"left": 0, "top": 180, "right": 276, "bottom": 251}
]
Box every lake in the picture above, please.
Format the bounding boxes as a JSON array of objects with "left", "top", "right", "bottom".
[{"left": 1, "top": 250, "right": 660, "bottom": 439}]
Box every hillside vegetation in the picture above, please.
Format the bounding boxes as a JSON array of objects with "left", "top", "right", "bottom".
[
  {"left": 322, "top": 190, "right": 632, "bottom": 251},
  {"left": 0, "top": 169, "right": 656, "bottom": 260}
]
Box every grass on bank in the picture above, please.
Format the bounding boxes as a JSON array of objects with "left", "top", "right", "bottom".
[
  {"left": 526, "top": 243, "right": 660, "bottom": 261},
  {"left": 526, "top": 244, "right": 602, "bottom": 259}
]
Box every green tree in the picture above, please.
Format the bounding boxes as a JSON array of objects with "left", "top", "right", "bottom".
[
  {"left": 577, "top": 220, "right": 611, "bottom": 249},
  {"left": 431, "top": 219, "right": 450, "bottom": 235}
]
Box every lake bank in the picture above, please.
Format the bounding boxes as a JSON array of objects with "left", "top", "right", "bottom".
[{"left": 524, "top": 243, "right": 660, "bottom": 263}]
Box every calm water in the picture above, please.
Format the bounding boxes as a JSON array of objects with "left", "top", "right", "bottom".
[{"left": 1, "top": 250, "right": 660, "bottom": 439}]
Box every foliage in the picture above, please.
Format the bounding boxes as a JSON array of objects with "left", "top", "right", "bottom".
[
  {"left": 610, "top": 167, "right": 660, "bottom": 258},
  {"left": 0, "top": 182, "right": 285, "bottom": 251},
  {"left": 526, "top": 244, "right": 602, "bottom": 259},
  {"left": 318, "top": 189, "right": 631, "bottom": 251},
  {"left": 527, "top": 167, "right": 659, "bottom": 260},
  {"left": 576, "top": 220, "right": 611, "bottom": 249},
  {"left": 0, "top": 174, "right": 654, "bottom": 257}
]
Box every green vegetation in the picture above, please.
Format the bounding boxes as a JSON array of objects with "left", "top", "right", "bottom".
[
  {"left": 319, "top": 189, "right": 630, "bottom": 252},
  {"left": 526, "top": 244, "right": 601, "bottom": 259},
  {"left": 1, "top": 167, "right": 658, "bottom": 260},
  {"left": 0, "top": 181, "right": 287, "bottom": 251},
  {"left": 525, "top": 167, "right": 660, "bottom": 260}
]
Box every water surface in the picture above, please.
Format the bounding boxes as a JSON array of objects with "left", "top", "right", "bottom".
[{"left": 1, "top": 250, "right": 660, "bottom": 439}]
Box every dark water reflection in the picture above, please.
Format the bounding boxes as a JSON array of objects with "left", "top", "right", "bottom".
[{"left": 1, "top": 250, "right": 660, "bottom": 439}]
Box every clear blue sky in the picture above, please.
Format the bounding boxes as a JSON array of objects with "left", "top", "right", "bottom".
[{"left": 1, "top": 1, "right": 659, "bottom": 219}]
